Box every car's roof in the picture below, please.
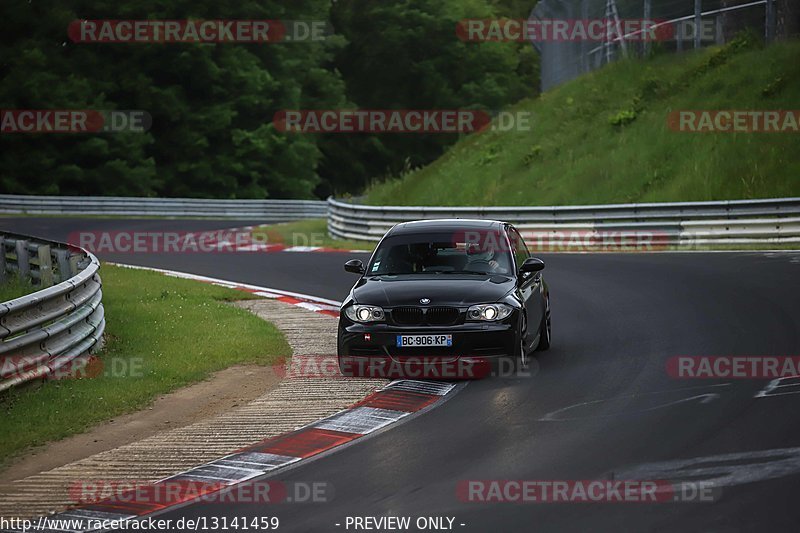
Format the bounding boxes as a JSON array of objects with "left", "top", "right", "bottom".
[{"left": 387, "top": 219, "right": 506, "bottom": 236}]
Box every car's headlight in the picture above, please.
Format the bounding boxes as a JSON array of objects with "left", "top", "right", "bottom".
[
  {"left": 344, "top": 304, "right": 385, "bottom": 323},
  {"left": 466, "top": 303, "right": 514, "bottom": 321}
]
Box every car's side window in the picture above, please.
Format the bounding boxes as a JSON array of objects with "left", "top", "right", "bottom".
[{"left": 508, "top": 227, "right": 530, "bottom": 270}]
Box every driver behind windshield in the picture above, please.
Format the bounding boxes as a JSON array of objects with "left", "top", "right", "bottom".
[
  {"left": 370, "top": 239, "right": 511, "bottom": 275},
  {"left": 465, "top": 244, "right": 512, "bottom": 274},
  {"left": 408, "top": 242, "right": 436, "bottom": 272}
]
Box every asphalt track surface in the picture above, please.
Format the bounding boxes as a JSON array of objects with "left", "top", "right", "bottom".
[{"left": 3, "top": 217, "right": 800, "bottom": 532}]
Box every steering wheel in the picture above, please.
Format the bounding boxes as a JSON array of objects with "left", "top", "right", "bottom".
[{"left": 466, "top": 259, "right": 493, "bottom": 272}]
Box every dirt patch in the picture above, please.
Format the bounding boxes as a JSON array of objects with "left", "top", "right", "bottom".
[{"left": 0, "top": 364, "right": 280, "bottom": 483}]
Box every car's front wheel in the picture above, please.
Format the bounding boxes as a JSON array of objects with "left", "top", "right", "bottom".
[{"left": 513, "top": 314, "right": 531, "bottom": 371}]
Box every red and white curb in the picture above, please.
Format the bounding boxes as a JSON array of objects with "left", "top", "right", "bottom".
[{"left": 17, "top": 381, "right": 458, "bottom": 532}]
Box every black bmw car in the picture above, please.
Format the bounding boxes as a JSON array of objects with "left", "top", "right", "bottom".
[{"left": 337, "top": 219, "right": 551, "bottom": 379}]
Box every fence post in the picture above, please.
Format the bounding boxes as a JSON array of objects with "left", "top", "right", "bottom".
[
  {"left": 15, "top": 240, "right": 30, "bottom": 280},
  {"left": 643, "top": 0, "right": 652, "bottom": 57},
  {"left": 765, "top": 0, "right": 776, "bottom": 42},
  {"left": 604, "top": 0, "right": 612, "bottom": 64},
  {"left": 581, "top": 0, "right": 589, "bottom": 70},
  {"left": 694, "top": 0, "right": 702, "bottom": 48},
  {"left": 37, "top": 245, "right": 53, "bottom": 287}
]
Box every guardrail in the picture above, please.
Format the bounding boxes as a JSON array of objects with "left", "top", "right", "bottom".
[
  {"left": 0, "top": 233, "right": 104, "bottom": 392},
  {"left": 0, "top": 194, "right": 327, "bottom": 221},
  {"left": 327, "top": 196, "right": 800, "bottom": 248}
]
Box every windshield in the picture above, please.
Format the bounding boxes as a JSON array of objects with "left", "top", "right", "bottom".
[{"left": 367, "top": 232, "right": 513, "bottom": 276}]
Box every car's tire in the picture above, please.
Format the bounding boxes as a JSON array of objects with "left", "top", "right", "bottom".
[
  {"left": 535, "top": 297, "right": 551, "bottom": 352},
  {"left": 513, "top": 314, "right": 531, "bottom": 372}
]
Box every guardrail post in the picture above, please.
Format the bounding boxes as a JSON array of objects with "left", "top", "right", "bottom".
[
  {"left": 37, "top": 245, "right": 54, "bottom": 287},
  {"left": 55, "top": 249, "right": 73, "bottom": 282},
  {"left": 15, "top": 239, "right": 30, "bottom": 280}
]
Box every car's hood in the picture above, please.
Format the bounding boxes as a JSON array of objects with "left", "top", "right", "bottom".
[{"left": 352, "top": 274, "right": 515, "bottom": 307}]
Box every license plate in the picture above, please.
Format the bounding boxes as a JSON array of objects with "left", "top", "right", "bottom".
[{"left": 396, "top": 334, "right": 452, "bottom": 347}]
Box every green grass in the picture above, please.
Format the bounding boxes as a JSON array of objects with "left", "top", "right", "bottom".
[
  {"left": 0, "top": 275, "right": 37, "bottom": 301},
  {"left": 0, "top": 264, "right": 290, "bottom": 464},
  {"left": 251, "top": 219, "right": 373, "bottom": 251},
  {"left": 366, "top": 38, "right": 800, "bottom": 206}
]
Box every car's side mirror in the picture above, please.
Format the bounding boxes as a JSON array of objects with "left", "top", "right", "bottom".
[
  {"left": 519, "top": 257, "right": 545, "bottom": 273},
  {"left": 344, "top": 259, "right": 365, "bottom": 274}
]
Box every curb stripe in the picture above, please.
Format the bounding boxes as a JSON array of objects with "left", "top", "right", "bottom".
[
  {"left": 385, "top": 380, "right": 456, "bottom": 396},
  {"left": 252, "top": 428, "right": 360, "bottom": 458},
  {"left": 311, "top": 406, "right": 409, "bottom": 434},
  {"left": 354, "top": 389, "right": 439, "bottom": 412}
]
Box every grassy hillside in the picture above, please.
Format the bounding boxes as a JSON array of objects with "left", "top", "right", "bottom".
[{"left": 366, "top": 37, "right": 800, "bottom": 206}]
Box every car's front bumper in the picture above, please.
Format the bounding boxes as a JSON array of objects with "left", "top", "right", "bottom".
[{"left": 337, "top": 319, "right": 519, "bottom": 379}]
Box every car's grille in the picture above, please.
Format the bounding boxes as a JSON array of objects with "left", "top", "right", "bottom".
[
  {"left": 392, "top": 306, "right": 424, "bottom": 325},
  {"left": 425, "top": 306, "right": 460, "bottom": 326},
  {"left": 391, "top": 306, "right": 460, "bottom": 326}
]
